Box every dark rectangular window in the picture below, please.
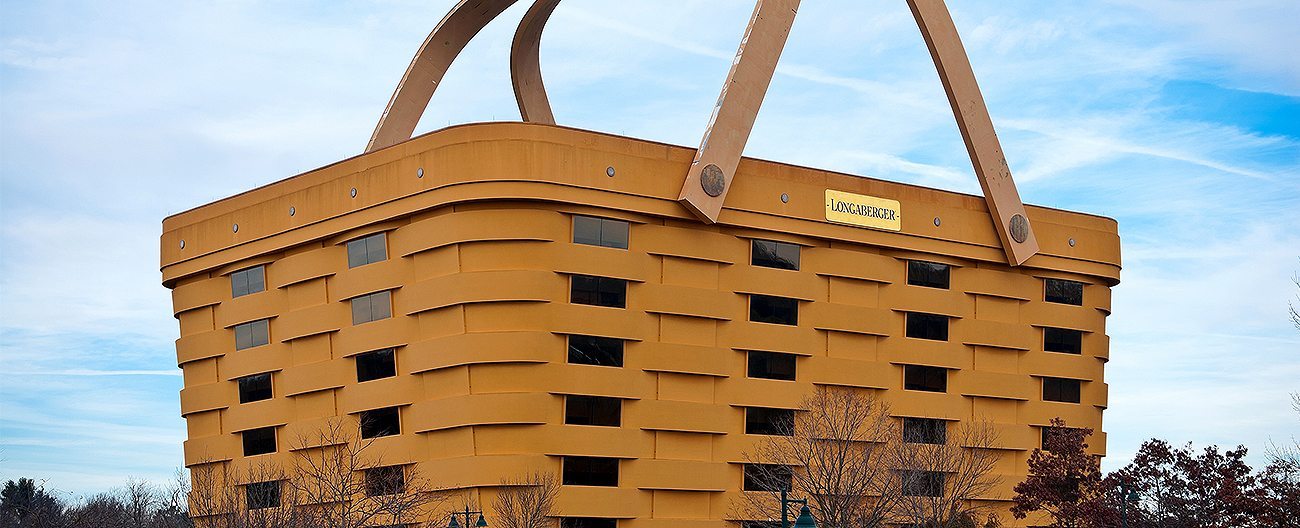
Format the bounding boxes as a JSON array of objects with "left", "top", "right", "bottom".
[
  {"left": 237, "top": 373, "right": 272, "bottom": 404},
  {"left": 747, "top": 351, "right": 796, "bottom": 381},
  {"left": 1043, "top": 377, "right": 1081, "bottom": 403},
  {"left": 907, "top": 261, "right": 950, "bottom": 289},
  {"left": 562, "top": 456, "right": 618, "bottom": 487},
  {"left": 567, "top": 335, "right": 624, "bottom": 367},
  {"left": 242, "top": 427, "right": 276, "bottom": 456},
  {"left": 360, "top": 407, "right": 401, "bottom": 439},
  {"left": 742, "top": 464, "right": 792, "bottom": 492},
  {"left": 351, "top": 291, "right": 392, "bottom": 325},
  {"left": 565, "top": 395, "right": 622, "bottom": 427},
  {"left": 745, "top": 407, "right": 794, "bottom": 436},
  {"left": 906, "top": 312, "right": 949, "bottom": 341},
  {"left": 347, "top": 233, "right": 388, "bottom": 268},
  {"left": 749, "top": 295, "right": 798, "bottom": 326},
  {"left": 751, "top": 240, "right": 800, "bottom": 271},
  {"left": 231, "top": 266, "right": 266, "bottom": 298},
  {"left": 1041, "top": 426, "right": 1067, "bottom": 450},
  {"left": 364, "top": 466, "right": 405, "bottom": 496},
  {"left": 900, "top": 470, "right": 944, "bottom": 497},
  {"left": 904, "top": 365, "right": 947, "bottom": 393},
  {"left": 234, "top": 319, "right": 269, "bottom": 350},
  {"left": 571, "top": 275, "right": 627, "bottom": 308},
  {"left": 560, "top": 519, "right": 618, "bottom": 528},
  {"left": 573, "top": 216, "right": 629, "bottom": 249},
  {"left": 1045, "top": 278, "right": 1084, "bottom": 305},
  {"left": 902, "top": 418, "right": 947, "bottom": 445},
  {"left": 356, "top": 349, "right": 397, "bottom": 382},
  {"left": 244, "top": 481, "right": 280, "bottom": 510},
  {"left": 1044, "top": 327, "right": 1083, "bottom": 354}
]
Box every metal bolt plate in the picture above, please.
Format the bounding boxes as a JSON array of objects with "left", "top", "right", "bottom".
[
  {"left": 700, "top": 164, "right": 725, "bottom": 197},
  {"left": 417, "top": 168, "right": 424, "bottom": 178},
  {"left": 780, "top": 193, "right": 789, "bottom": 203},
  {"left": 1009, "top": 214, "right": 1029, "bottom": 243},
  {"left": 350, "top": 188, "right": 358, "bottom": 198},
  {"left": 606, "top": 166, "right": 616, "bottom": 177},
  {"left": 289, "top": 206, "right": 296, "bottom": 217}
]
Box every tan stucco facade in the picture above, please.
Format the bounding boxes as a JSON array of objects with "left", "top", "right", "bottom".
[{"left": 162, "top": 122, "right": 1120, "bottom": 526}]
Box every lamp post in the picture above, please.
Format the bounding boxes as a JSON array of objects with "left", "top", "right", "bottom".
[
  {"left": 1119, "top": 481, "right": 1138, "bottom": 528},
  {"left": 778, "top": 489, "right": 819, "bottom": 528},
  {"left": 447, "top": 506, "right": 488, "bottom": 528}
]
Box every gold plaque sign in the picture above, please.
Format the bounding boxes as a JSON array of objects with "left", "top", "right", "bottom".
[{"left": 825, "top": 189, "right": 902, "bottom": 232}]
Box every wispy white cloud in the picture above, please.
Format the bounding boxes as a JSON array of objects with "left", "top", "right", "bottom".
[{"left": 7, "top": 369, "right": 182, "bottom": 377}]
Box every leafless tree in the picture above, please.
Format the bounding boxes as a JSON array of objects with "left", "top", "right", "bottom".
[
  {"left": 737, "top": 386, "right": 901, "bottom": 528},
  {"left": 1290, "top": 267, "right": 1299, "bottom": 331},
  {"left": 736, "top": 387, "right": 1001, "bottom": 528},
  {"left": 492, "top": 472, "right": 560, "bottom": 528},
  {"left": 287, "top": 418, "right": 447, "bottom": 528},
  {"left": 188, "top": 419, "right": 448, "bottom": 528},
  {"left": 122, "top": 478, "right": 157, "bottom": 527},
  {"left": 1267, "top": 393, "right": 1300, "bottom": 470},
  {"left": 889, "top": 420, "right": 1002, "bottom": 528},
  {"left": 188, "top": 459, "right": 298, "bottom": 528}
]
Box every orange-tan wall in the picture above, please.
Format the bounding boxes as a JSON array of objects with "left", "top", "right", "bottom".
[{"left": 161, "top": 122, "right": 1119, "bottom": 527}]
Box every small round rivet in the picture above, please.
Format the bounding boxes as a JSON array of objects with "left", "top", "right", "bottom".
[
  {"left": 780, "top": 193, "right": 789, "bottom": 204},
  {"left": 179, "top": 240, "right": 185, "bottom": 249},
  {"left": 289, "top": 206, "right": 296, "bottom": 217},
  {"left": 1009, "top": 214, "right": 1029, "bottom": 243},
  {"left": 700, "top": 164, "right": 725, "bottom": 197},
  {"left": 232, "top": 224, "right": 239, "bottom": 233},
  {"left": 606, "top": 166, "right": 616, "bottom": 177},
  {"left": 934, "top": 217, "right": 942, "bottom": 227},
  {"left": 1069, "top": 238, "right": 1077, "bottom": 247},
  {"left": 350, "top": 188, "right": 358, "bottom": 198},
  {"left": 416, "top": 168, "right": 424, "bottom": 178}
]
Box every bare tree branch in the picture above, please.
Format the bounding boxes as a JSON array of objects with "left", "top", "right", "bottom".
[
  {"left": 737, "top": 386, "right": 902, "bottom": 527},
  {"left": 492, "top": 472, "right": 560, "bottom": 528},
  {"left": 735, "top": 387, "right": 1001, "bottom": 528},
  {"left": 890, "top": 419, "right": 1002, "bottom": 527},
  {"left": 286, "top": 418, "right": 448, "bottom": 528}
]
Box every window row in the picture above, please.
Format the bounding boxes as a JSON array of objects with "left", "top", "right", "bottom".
[
  {"left": 227, "top": 232, "right": 391, "bottom": 301},
  {"left": 240, "top": 406, "right": 400, "bottom": 457},
  {"left": 226, "top": 225, "right": 1088, "bottom": 309},
  {"left": 748, "top": 239, "right": 1086, "bottom": 308},
  {"left": 243, "top": 457, "right": 946, "bottom": 513},
  {"left": 243, "top": 465, "right": 406, "bottom": 510},
  {"left": 901, "top": 365, "right": 1085, "bottom": 404},
  {"left": 230, "top": 290, "right": 395, "bottom": 351},
  {"left": 231, "top": 349, "right": 397, "bottom": 404},
  {"left": 236, "top": 308, "right": 1078, "bottom": 357},
  {"left": 233, "top": 359, "right": 1082, "bottom": 413},
  {"left": 740, "top": 464, "right": 945, "bottom": 497},
  {"left": 231, "top": 256, "right": 1082, "bottom": 354}
]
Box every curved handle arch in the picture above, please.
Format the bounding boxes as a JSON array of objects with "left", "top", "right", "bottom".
[
  {"left": 376, "top": 0, "right": 1039, "bottom": 265},
  {"left": 508, "top": 0, "right": 1038, "bottom": 265},
  {"left": 366, "top": 0, "right": 527, "bottom": 153}
]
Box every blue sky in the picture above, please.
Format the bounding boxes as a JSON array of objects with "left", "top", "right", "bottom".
[{"left": 1, "top": 0, "right": 1297, "bottom": 497}]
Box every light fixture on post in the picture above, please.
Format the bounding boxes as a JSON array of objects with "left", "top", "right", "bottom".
[
  {"left": 779, "top": 489, "right": 818, "bottom": 528},
  {"left": 447, "top": 506, "right": 489, "bottom": 528},
  {"left": 1120, "top": 481, "right": 1139, "bottom": 528}
]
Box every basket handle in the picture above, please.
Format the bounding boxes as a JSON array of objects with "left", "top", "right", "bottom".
[
  {"left": 372, "top": 0, "right": 1039, "bottom": 266},
  {"left": 366, "top": 0, "right": 527, "bottom": 152}
]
